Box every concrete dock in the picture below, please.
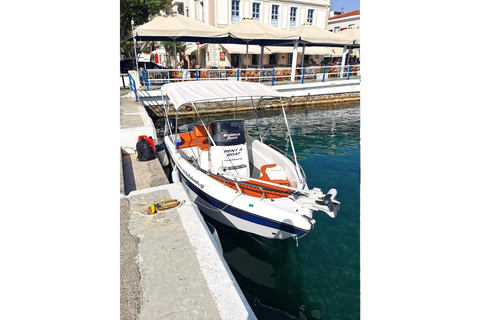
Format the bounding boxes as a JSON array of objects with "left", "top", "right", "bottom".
[{"left": 120, "top": 89, "right": 256, "bottom": 319}]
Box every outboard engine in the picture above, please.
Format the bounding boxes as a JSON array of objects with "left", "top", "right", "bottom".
[{"left": 209, "top": 120, "right": 250, "bottom": 178}]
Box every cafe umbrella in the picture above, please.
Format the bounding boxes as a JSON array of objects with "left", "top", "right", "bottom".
[
  {"left": 128, "top": 13, "right": 229, "bottom": 67},
  {"left": 224, "top": 18, "right": 299, "bottom": 68}
]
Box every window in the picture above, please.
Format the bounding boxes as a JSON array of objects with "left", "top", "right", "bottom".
[
  {"left": 252, "top": 54, "right": 258, "bottom": 66},
  {"left": 287, "top": 53, "right": 293, "bottom": 65},
  {"left": 252, "top": 3, "right": 260, "bottom": 21},
  {"left": 271, "top": 5, "right": 279, "bottom": 26},
  {"left": 307, "top": 9, "right": 314, "bottom": 24},
  {"left": 269, "top": 53, "right": 277, "bottom": 66},
  {"left": 232, "top": 0, "right": 240, "bottom": 22},
  {"left": 290, "top": 7, "right": 297, "bottom": 27},
  {"left": 334, "top": 26, "right": 340, "bottom": 33}
]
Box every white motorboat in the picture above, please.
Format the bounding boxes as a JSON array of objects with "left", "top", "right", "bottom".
[{"left": 161, "top": 81, "right": 340, "bottom": 240}]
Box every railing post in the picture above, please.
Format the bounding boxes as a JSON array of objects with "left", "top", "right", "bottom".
[
  {"left": 143, "top": 69, "right": 149, "bottom": 91},
  {"left": 322, "top": 66, "right": 326, "bottom": 82},
  {"left": 237, "top": 68, "right": 240, "bottom": 81},
  {"left": 271, "top": 68, "right": 275, "bottom": 86},
  {"left": 128, "top": 73, "right": 138, "bottom": 101},
  {"left": 347, "top": 65, "right": 351, "bottom": 80},
  {"left": 301, "top": 67, "right": 305, "bottom": 84},
  {"left": 196, "top": 69, "right": 199, "bottom": 80}
]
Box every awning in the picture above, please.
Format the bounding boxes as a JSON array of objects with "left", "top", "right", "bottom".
[
  {"left": 162, "top": 81, "right": 290, "bottom": 110},
  {"left": 224, "top": 18, "right": 298, "bottom": 44},
  {"left": 265, "top": 46, "right": 346, "bottom": 57},
  {"left": 290, "top": 24, "right": 352, "bottom": 45},
  {"left": 185, "top": 44, "right": 208, "bottom": 55},
  {"left": 129, "top": 13, "right": 229, "bottom": 43},
  {"left": 220, "top": 44, "right": 271, "bottom": 55}
]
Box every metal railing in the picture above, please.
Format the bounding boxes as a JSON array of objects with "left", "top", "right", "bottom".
[
  {"left": 137, "top": 64, "right": 361, "bottom": 89},
  {"left": 128, "top": 73, "right": 138, "bottom": 101},
  {"left": 190, "top": 157, "right": 267, "bottom": 200}
]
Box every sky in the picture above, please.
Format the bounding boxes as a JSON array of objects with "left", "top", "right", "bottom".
[{"left": 330, "top": 0, "right": 360, "bottom": 13}]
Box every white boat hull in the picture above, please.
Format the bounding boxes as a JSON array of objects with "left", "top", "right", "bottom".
[
  {"left": 158, "top": 81, "right": 339, "bottom": 240},
  {"left": 183, "top": 182, "right": 307, "bottom": 240},
  {"left": 163, "top": 142, "right": 313, "bottom": 240}
]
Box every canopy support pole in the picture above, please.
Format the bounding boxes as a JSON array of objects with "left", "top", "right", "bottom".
[
  {"left": 173, "top": 39, "right": 177, "bottom": 68},
  {"left": 340, "top": 45, "right": 348, "bottom": 77},
  {"left": 131, "top": 20, "right": 139, "bottom": 73},
  {"left": 251, "top": 97, "right": 263, "bottom": 143},
  {"left": 260, "top": 46, "right": 264, "bottom": 68},
  {"left": 290, "top": 39, "right": 298, "bottom": 81},
  {"left": 281, "top": 100, "right": 302, "bottom": 182},
  {"left": 300, "top": 43, "right": 306, "bottom": 68},
  {"left": 246, "top": 41, "right": 250, "bottom": 69},
  {"left": 197, "top": 43, "right": 200, "bottom": 68}
]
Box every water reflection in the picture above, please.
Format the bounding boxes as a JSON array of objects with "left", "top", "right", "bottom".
[{"left": 204, "top": 215, "right": 312, "bottom": 319}]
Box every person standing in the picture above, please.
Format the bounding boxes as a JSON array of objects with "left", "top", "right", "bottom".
[{"left": 179, "top": 49, "right": 191, "bottom": 82}]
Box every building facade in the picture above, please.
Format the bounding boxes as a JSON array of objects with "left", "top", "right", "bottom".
[
  {"left": 169, "top": 0, "right": 334, "bottom": 68},
  {"left": 173, "top": 0, "right": 331, "bottom": 29},
  {"left": 328, "top": 9, "right": 360, "bottom": 33}
]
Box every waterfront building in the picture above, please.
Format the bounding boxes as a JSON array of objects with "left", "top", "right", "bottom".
[
  {"left": 328, "top": 9, "right": 360, "bottom": 33},
  {"left": 172, "top": 0, "right": 331, "bottom": 29},
  {"left": 170, "top": 0, "right": 336, "bottom": 68}
]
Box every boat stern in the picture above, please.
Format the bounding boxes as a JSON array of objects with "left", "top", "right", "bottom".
[{"left": 296, "top": 187, "right": 340, "bottom": 218}]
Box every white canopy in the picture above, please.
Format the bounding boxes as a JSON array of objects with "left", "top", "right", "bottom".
[
  {"left": 130, "top": 13, "right": 228, "bottom": 41},
  {"left": 162, "top": 81, "right": 290, "bottom": 110},
  {"left": 220, "top": 44, "right": 271, "bottom": 55},
  {"left": 290, "top": 24, "right": 352, "bottom": 45},
  {"left": 337, "top": 28, "right": 360, "bottom": 44},
  {"left": 266, "top": 46, "right": 345, "bottom": 57},
  {"left": 225, "top": 18, "right": 298, "bottom": 42},
  {"left": 185, "top": 43, "right": 208, "bottom": 55}
]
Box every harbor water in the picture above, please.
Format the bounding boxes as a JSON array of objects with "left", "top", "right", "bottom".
[{"left": 170, "top": 101, "right": 360, "bottom": 320}]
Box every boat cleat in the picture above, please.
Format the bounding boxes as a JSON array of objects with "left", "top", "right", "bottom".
[{"left": 297, "top": 187, "right": 340, "bottom": 218}]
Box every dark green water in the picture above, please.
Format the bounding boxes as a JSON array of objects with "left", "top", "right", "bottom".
[{"left": 177, "top": 102, "right": 360, "bottom": 320}]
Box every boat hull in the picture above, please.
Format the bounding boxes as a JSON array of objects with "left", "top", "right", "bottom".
[{"left": 178, "top": 168, "right": 310, "bottom": 240}]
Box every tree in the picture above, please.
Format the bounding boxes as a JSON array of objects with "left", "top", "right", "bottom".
[
  {"left": 161, "top": 41, "right": 184, "bottom": 67},
  {"left": 120, "top": 0, "right": 170, "bottom": 58}
]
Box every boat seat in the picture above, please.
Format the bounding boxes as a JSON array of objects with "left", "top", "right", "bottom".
[
  {"left": 194, "top": 125, "right": 210, "bottom": 151},
  {"left": 177, "top": 130, "right": 209, "bottom": 151},
  {"left": 208, "top": 164, "right": 292, "bottom": 199},
  {"left": 257, "top": 164, "right": 291, "bottom": 187}
]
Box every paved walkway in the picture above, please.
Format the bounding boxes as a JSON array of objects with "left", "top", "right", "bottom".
[{"left": 119, "top": 89, "right": 255, "bottom": 319}]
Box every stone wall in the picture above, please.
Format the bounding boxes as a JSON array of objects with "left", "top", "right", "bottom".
[{"left": 144, "top": 92, "right": 360, "bottom": 120}]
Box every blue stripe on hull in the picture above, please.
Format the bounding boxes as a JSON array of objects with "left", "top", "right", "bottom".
[{"left": 179, "top": 171, "right": 310, "bottom": 236}]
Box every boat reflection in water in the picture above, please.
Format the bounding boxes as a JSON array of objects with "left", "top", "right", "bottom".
[{"left": 204, "top": 215, "right": 325, "bottom": 320}]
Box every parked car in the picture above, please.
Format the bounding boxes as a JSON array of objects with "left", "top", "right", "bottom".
[{"left": 120, "top": 59, "right": 164, "bottom": 73}]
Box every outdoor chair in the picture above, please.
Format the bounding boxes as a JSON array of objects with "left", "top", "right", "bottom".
[
  {"left": 329, "top": 67, "right": 338, "bottom": 78},
  {"left": 274, "top": 70, "right": 284, "bottom": 82},
  {"left": 249, "top": 70, "right": 259, "bottom": 82}
]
